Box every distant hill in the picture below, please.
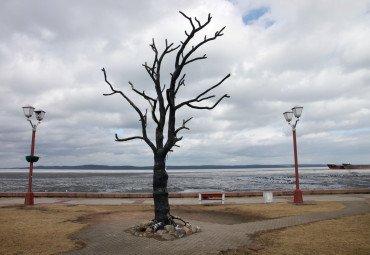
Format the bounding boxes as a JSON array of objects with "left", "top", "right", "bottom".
[{"left": 12, "top": 164, "right": 327, "bottom": 170}]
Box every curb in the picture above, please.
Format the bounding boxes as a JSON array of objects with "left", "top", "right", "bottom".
[{"left": 1, "top": 189, "right": 369, "bottom": 198}]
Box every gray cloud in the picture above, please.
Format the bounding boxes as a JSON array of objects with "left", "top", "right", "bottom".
[{"left": 0, "top": 0, "right": 369, "bottom": 168}]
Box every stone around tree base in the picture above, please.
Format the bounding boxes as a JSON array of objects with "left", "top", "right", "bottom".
[{"left": 126, "top": 220, "right": 201, "bottom": 241}]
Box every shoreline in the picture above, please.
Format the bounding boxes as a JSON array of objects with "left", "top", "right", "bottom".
[{"left": 1, "top": 188, "right": 369, "bottom": 198}]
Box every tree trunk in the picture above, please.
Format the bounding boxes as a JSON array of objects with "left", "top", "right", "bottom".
[{"left": 153, "top": 153, "right": 170, "bottom": 225}]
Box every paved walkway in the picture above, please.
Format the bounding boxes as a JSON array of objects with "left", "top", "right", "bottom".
[
  {"left": 48, "top": 195, "right": 369, "bottom": 255},
  {"left": 1, "top": 194, "right": 369, "bottom": 254},
  {"left": 1, "top": 193, "right": 369, "bottom": 206},
  {"left": 60, "top": 201, "right": 370, "bottom": 255}
]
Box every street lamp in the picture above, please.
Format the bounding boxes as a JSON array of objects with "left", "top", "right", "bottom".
[
  {"left": 22, "top": 105, "right": 46, "bottom": 205},
  {"left": 283, "top": 106, "right": 303, "bottom": 204}
]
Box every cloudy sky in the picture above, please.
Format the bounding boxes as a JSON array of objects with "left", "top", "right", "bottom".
[{"left": 1, "top": 0, "right": 369, "bottom": 168}]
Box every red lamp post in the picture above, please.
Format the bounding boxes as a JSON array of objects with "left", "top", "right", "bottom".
[
  {"left": 283, "top": 106, "right": 303, "bottom": 204},
  {"left": 22, "top": 105, "right": 46, "bottom": 205}
]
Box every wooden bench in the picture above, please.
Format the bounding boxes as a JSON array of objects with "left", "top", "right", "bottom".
[{"left": 198, "top": 192, "right": 225, "bottom": 204}]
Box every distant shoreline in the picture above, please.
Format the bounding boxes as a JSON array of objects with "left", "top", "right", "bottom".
[{"left": 3, "top": 164, "right": 326, "bottom": 170}]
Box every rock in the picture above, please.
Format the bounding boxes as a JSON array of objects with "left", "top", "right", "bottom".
[
  {"left": 126, "top": 220, "right": 200, "bottom": 241},
  {"left": 139, "top": 220, "right": 152, "bottom": 230},
  {"left": 183, "top": 227, "right": 191, "bottom": 235},
  {"left": 156, "top": 230, "right": 164, "bottom": 234},
  {"left": 164, "top": 225, "right": 174, "bottom": 232},
  {"left": 152, "top": 233, "right": 163, "bottom": 241},
  {"left": 175, "top": 229, "right": 186, "bottom": 238},
  {"left": 162, "top": 233, "right": 176, "bottom": 241},
  {"left": 127, "top": 228, "right": 136, "bottom": 235},
  {"left": 191, "top": 225, "right": 198, "bottom": 233}
]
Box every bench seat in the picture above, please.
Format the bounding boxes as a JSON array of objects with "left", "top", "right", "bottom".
[{"left": 198, "top": 192, "right": 225, "bottom": 204}]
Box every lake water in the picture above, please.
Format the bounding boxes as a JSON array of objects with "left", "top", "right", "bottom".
[{"left": 0, "top": 167, "right": 369, "bottom": 193}]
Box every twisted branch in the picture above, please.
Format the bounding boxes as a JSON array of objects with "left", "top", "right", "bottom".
[
  {"left": 175, "top": 117, "right": 193, "bottom": 136},
  {"left": 129, "top": 81, "right": 159, "bottom": 124},
  {"left": 175, "top": 74, "right": 231, "bottom": 110},
  {"left": 102, "top": 68, "right": 156, "bottom": 152}
]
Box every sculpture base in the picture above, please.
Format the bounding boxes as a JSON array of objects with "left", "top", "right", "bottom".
[
  {"left": 25, "top": 192, "right": 34, "bottom": 205},
  {"left": 294, "top": 189, "right": 303, "bottom": 204}
]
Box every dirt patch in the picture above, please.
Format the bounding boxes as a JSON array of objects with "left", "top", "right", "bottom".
[
  {"left": 78, "top": 205, "right": 266, "bottom": 225},
  {"left": 77, "top": 210, "right": 153, "bottom": 223},
  {"left": 171, "top": 208, "right": 264, "bottom": 224},
  {"left": 252, "top": 213, "right": 370, "bottom": 255},
  {"left": 77, "top": 208, "right": 262, "bottom": 225},
  {"left": 0, "top": 205, "right": 89, "bottom": 255},
  {"left": 76, "top": 202, "right": 344, "bottom": 225},
  {"left": 220, "top": 213, "right": 370, "bottom": 255}
]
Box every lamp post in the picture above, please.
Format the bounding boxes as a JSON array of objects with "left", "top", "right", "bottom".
[
  {"left": 22, "top": 105, "right": 46, "bottom": 205},
  {"left": 283, "top": 106, "right": 303, "bottom": 204}
]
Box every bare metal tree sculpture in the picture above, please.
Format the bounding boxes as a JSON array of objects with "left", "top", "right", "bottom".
[{"left": 102, "top": 12, "right": 230, "bottom": 227}]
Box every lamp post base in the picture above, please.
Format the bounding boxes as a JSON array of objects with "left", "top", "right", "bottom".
[
  {"left": 294, "top": 189, "right": 303, "bottom": 204},
  {"left": 25, "top": 192, "right": 34, "bottom": 205}
]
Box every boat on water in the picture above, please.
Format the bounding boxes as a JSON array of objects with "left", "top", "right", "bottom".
[{"left": 327, "top": 163, "right": 370, "bottom": 169}]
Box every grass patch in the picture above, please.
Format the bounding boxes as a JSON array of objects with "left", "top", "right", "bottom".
[
  {"left": 221, "top": 213, "right": 370, "bottom": 255},
  {"left": 0, "top": 204, "right": 152, "bottom": 255}
]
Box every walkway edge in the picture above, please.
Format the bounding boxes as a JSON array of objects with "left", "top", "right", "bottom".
[{"left": 1, "top": 189, "right": 369, "bottom": 198}]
